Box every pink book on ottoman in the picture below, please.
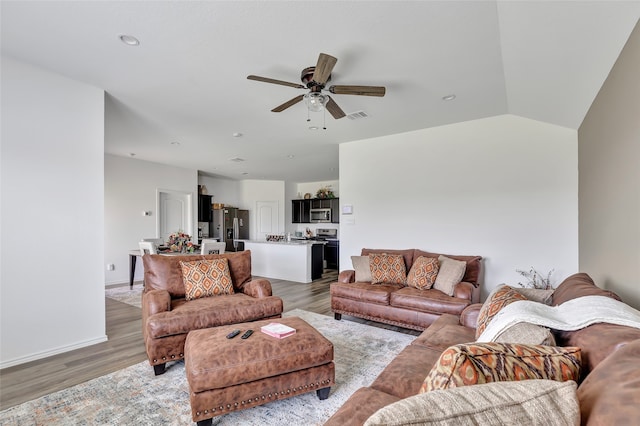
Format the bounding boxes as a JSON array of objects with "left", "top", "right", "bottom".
[{"left": 261, "top": 322, "right": 296, "bottom": 339}]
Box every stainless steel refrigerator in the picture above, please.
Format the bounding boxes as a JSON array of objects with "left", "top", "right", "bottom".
[{"left": 212, "top": 208, "right": 249, "bottom": 252}]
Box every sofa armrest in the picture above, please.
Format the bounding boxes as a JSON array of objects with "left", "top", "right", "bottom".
[
  {"left": 460, "top": 303, "right": 482, "bottom": 329},
  {"left": 142, "top": 289, "right": 171, "bottom": 317},
  {"left": 338, "top": 270, "right": 356, "bottom": 283},
  {"left": 453, "top": 281, "right": 475, "bottom": 302},
  {"left": 241, "top": 278, "right": 273, "bottom": 298}
]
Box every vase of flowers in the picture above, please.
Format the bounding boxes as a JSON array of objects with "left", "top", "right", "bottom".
[
  {"left": 167, "top": 231, "right": 195, "bottom": 253},
  {"left": 316, "top": 185, "right": 335, "bottom": 199}
]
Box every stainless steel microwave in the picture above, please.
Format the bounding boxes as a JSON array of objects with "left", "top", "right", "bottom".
[{"left": 310, "top": 208, "right": 331, "bottom": 223}]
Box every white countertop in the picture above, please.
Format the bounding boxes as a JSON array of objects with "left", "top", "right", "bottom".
[{"left": 241, "top": 239, "right": 322, "bottom": 246}]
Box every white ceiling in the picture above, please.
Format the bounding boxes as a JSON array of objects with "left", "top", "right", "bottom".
[{"left": 2, "top": 1, "right": 639, "bottom": 182}]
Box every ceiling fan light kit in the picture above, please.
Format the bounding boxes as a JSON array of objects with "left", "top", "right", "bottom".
[{"left": 248, "top": 53, "right": 386, "bottom": 120}]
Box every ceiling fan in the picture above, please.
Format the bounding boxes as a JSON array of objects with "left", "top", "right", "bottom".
[{"left": 247, "top": 53, "right": 385, "bottom": 119}]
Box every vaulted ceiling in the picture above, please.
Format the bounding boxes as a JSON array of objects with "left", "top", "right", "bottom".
[{"left": 2, "top": 1, "right": 639, "bottom": 182}]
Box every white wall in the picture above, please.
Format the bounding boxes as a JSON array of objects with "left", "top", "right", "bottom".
[
  {"left": 104, "top": 155, "right": 198, "bottom": 285},
  {"left": 578, "top": 20, "right": 640, "bottom": 309},
  {"left": 339, "top": 115, "right": 578, "bottom": 300},
  {"left": 1, "top": 57, "right": 106, "bottom": 367},
  {"left": 198, "top": 175, "right": 240, "bottom": 207}
]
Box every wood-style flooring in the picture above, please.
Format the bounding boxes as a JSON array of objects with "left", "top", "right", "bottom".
[{"left": 0, "top": 270, "right": 417, "bottom": 410}]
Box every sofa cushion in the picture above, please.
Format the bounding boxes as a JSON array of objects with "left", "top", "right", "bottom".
[
  {"left": 371, "top": 345, "right": 445, "bottom": 399},
  {"left": 351, "top": 256, "right": 372, "bottom": 282},
  {"left": 180, "top": 258, "right": 234, "bottom": 301},
  {"left": 414, "top": 250, "right": 482, "bottom": 286},
  {"left": 577, "top": 339, "right": 640, "bottom": 424},
  {"left": 420, "top": 342, "right": 582, "bottom": 393},
  {"left": 365, "top": 380, "right": 579, "bottom": 426},
  {"left": 552, "top": 272, "right": 621, "bottom": 306},
  {"left": 406, "top": 256, "right": 439, "bottom": 290},
  {"left": 433, "top": 255, "right": 467, "bottom": 296},
  {"left": 323, "top": 387, "right": 401, "bottom": 426},
  {"left": 147, "top": 293, "right": 283, "bottom": 338},
  {"left": 411, "top": 321, "right": 476, "bottom": 353},
  {"left": 330, "top": 281, "right": 398, "bottom": 305},
  {"left": 362, "top": 248, "right": 415, "bottom": 272},
  {"left": 390, "top": 287, "right": 470, "bottom": 316},
  {"left": 142, "top": 251, "right": 253, "bottom": 298},
  {"left": 369, "top": 253, "right": 407, "bottom": 285},
  {"left": 475, "top": 285, "right": 527, "bottom": 339}
]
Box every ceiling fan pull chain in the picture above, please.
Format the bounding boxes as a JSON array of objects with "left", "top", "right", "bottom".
[
  {"left": 307, "top": 108, "right": 310, "bottom": 122},
  {"left": 323, "top": 107, "right": 327, "bottom": 130}
]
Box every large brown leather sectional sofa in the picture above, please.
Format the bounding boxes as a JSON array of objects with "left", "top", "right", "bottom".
[
  {"left": 325, "top": 273, "right": 640, "bottom": 425},
  {"left": 141, "top": 250, "right": 283, "bottom": 375},
  {"left": 331, "top": 248, "right": 482, "bottom": 330}
]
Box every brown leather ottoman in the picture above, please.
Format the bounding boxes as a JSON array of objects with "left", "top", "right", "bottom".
[{"left": 185, "top": 316, "right": 335, "bottom": 425}]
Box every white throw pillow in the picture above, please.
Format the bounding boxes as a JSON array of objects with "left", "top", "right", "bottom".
[
  {"left": 364, "top": 380, "right": 579, "bottom": 426},
  {"left": 433, "top": 255, "right": 466, "bottom": 296},
  {"left": 351, "top": 255, "right": 372, "bottom": 282}
]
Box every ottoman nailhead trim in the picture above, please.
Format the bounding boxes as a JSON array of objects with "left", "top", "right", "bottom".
[
  {"left": 219, "top": 406, "right": 223, "bottom": 410},
  {"left": 171, "top": 355, "right": 175, "bottom": 359},
  {"left": 234, "top": 402, "right": 239, "bottom": 407},
  {"left": 204, "top": 410, "right": 208, "bottom": 414},
  {"left": 162, "top": 357, "right": 166, "bottom": 360},
  {"left": 153, "top": 359, "right": 157, "bottom": 362},
  {"left": 179, "top": 353, "right": 183, "bottom": 357},
  {"left": 196, "top": 411, "right": 200, "bottom": 415}
]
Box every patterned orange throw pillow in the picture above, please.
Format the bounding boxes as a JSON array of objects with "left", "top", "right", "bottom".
[
  {"left": 475, "top": 285, "right": 527, "bottom": 339},
  {"left": 407, "top": 256, "right": 440, "bottom": 290},
  {"left": 369, "top": 253, "right": 407, "bottom": 285},
  {"left": 180, "top": 258, "right": 234, "bottom": 301},
  {"left": 420, "top": 342, "right": 582, "bottom": 393}
]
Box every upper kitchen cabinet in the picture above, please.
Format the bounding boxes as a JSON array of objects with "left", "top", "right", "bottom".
[
  {"left": 292, "top": 199, "right": 310, "bottom": 224},
  {"left": 198, "top": 194, "right": 212, "bottom": 222},
  {"left": 292, "top": 198, "right": 339, "bottom": 223}
]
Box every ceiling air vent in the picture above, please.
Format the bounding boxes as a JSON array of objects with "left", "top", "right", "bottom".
[
  {"left": 229, "top": 157, "right": 245, "bottom": 163},
  {"left": 347, "top": 111, "right": 369, "bottom": 120}
]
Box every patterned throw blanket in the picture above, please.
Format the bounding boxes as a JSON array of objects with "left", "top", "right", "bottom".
[{"left": 477, "top": 295, "right": 640, "bottom": 342}]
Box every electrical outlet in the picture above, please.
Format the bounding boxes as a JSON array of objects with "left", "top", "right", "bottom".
[{"left": 107, "top": 264, "right": 115, "bottom": 271}]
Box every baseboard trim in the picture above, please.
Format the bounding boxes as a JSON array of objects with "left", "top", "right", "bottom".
[{"left": 0, "top": 335, "right": 108, "bottom": 369}]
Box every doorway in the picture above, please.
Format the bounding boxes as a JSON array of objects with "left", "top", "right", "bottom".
[{"left": 156, "top": 189, "right": 193, "bottom": 242}]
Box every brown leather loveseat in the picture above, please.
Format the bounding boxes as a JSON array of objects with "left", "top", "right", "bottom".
[
  {"left": 331, "top": 248, "right": 482, "bottom": 330},
  {"left": 141, "top": 250, "right": 283, "bottom": 375}
]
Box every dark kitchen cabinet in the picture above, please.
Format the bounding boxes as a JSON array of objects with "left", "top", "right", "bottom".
[
  {"left": 330, "top": 198, "right": 339, "bottom": 223},
  {"left": 311, "top": 243, "right": 324, "bottom": 280},
  {"left": 324, "top": 240, "right": 339, "bottom": 270},
  {"left": 198, "top": 194, "right": 212, "bottom": 222},
  {"left": 292, "top": 199, "right": 311, "bottom": 223},
  {"left": 294, "top": 198, "right": 339, "bottom": 223}
]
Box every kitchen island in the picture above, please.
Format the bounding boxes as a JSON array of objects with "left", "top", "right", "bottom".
[{"left": 241, "top": 240, "right": 324, "bottom": 283}]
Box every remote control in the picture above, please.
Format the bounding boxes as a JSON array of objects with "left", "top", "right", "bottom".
[
  {"left": 241, "top": 330, "right": 254, "bottom": 339},
  {"left": 226, "top": 329, "right": 241, "bottom": 339}
]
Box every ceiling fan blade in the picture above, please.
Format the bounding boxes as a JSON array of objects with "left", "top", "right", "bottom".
[
  {"left": 312, "top": 53, "right": 337, "bottom": 85},
  {"left": 325, "top": 96, "right": 346, "bottom": 119},
  {"left": 329, "top": 85, "right": 386, "bottom": 97},
  {"left": 247, "top": 75, "right": 306, "bottom": 89},
  {"left": 271, "top": 94, "right": 304, "bottom": 112}
]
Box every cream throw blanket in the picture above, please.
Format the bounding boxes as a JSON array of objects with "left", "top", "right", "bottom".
[{"left": 477, "top": 295, "right": 640, "bottom": 342}]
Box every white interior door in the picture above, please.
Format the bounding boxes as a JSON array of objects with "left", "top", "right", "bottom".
[
  {"left": 157, "top": 190, "right": 193, "bottom": 242},
  {"left": 256, "top": 201, "right": 279, "bottom": 241}
]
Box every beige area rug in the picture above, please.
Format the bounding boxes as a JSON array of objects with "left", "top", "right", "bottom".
[{"left": 0, "top": 302, "right": 415, "bottom": 425}]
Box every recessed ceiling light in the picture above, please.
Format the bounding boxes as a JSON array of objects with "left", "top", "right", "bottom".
[
  {"left": 232, "top": 132, "right": 243, "bottom": 138},
  {"left": 442, "top": 94, "right": 456, "bottom": 101},
  {"left": 309, "top": 126, "right": 319, "bottom": 131},
  {"left": 287, "top": 155, "right": 295, "bottom": 159},
  {"left": 119, "top": 34, "right": 140, "bottom": 46}
]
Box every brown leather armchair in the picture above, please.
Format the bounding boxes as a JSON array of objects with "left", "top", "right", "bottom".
[{"left": 142, "top": 250, "right": 283, "bottom": 375}]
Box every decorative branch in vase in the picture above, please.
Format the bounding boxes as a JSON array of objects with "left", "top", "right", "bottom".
[{"left": 516, "top": 267, "right": 554, "bottom": 290}]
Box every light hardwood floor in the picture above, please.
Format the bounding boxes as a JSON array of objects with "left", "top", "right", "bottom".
[{"left": 0, "top": 271, "right": 417, "bottom": 410}]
